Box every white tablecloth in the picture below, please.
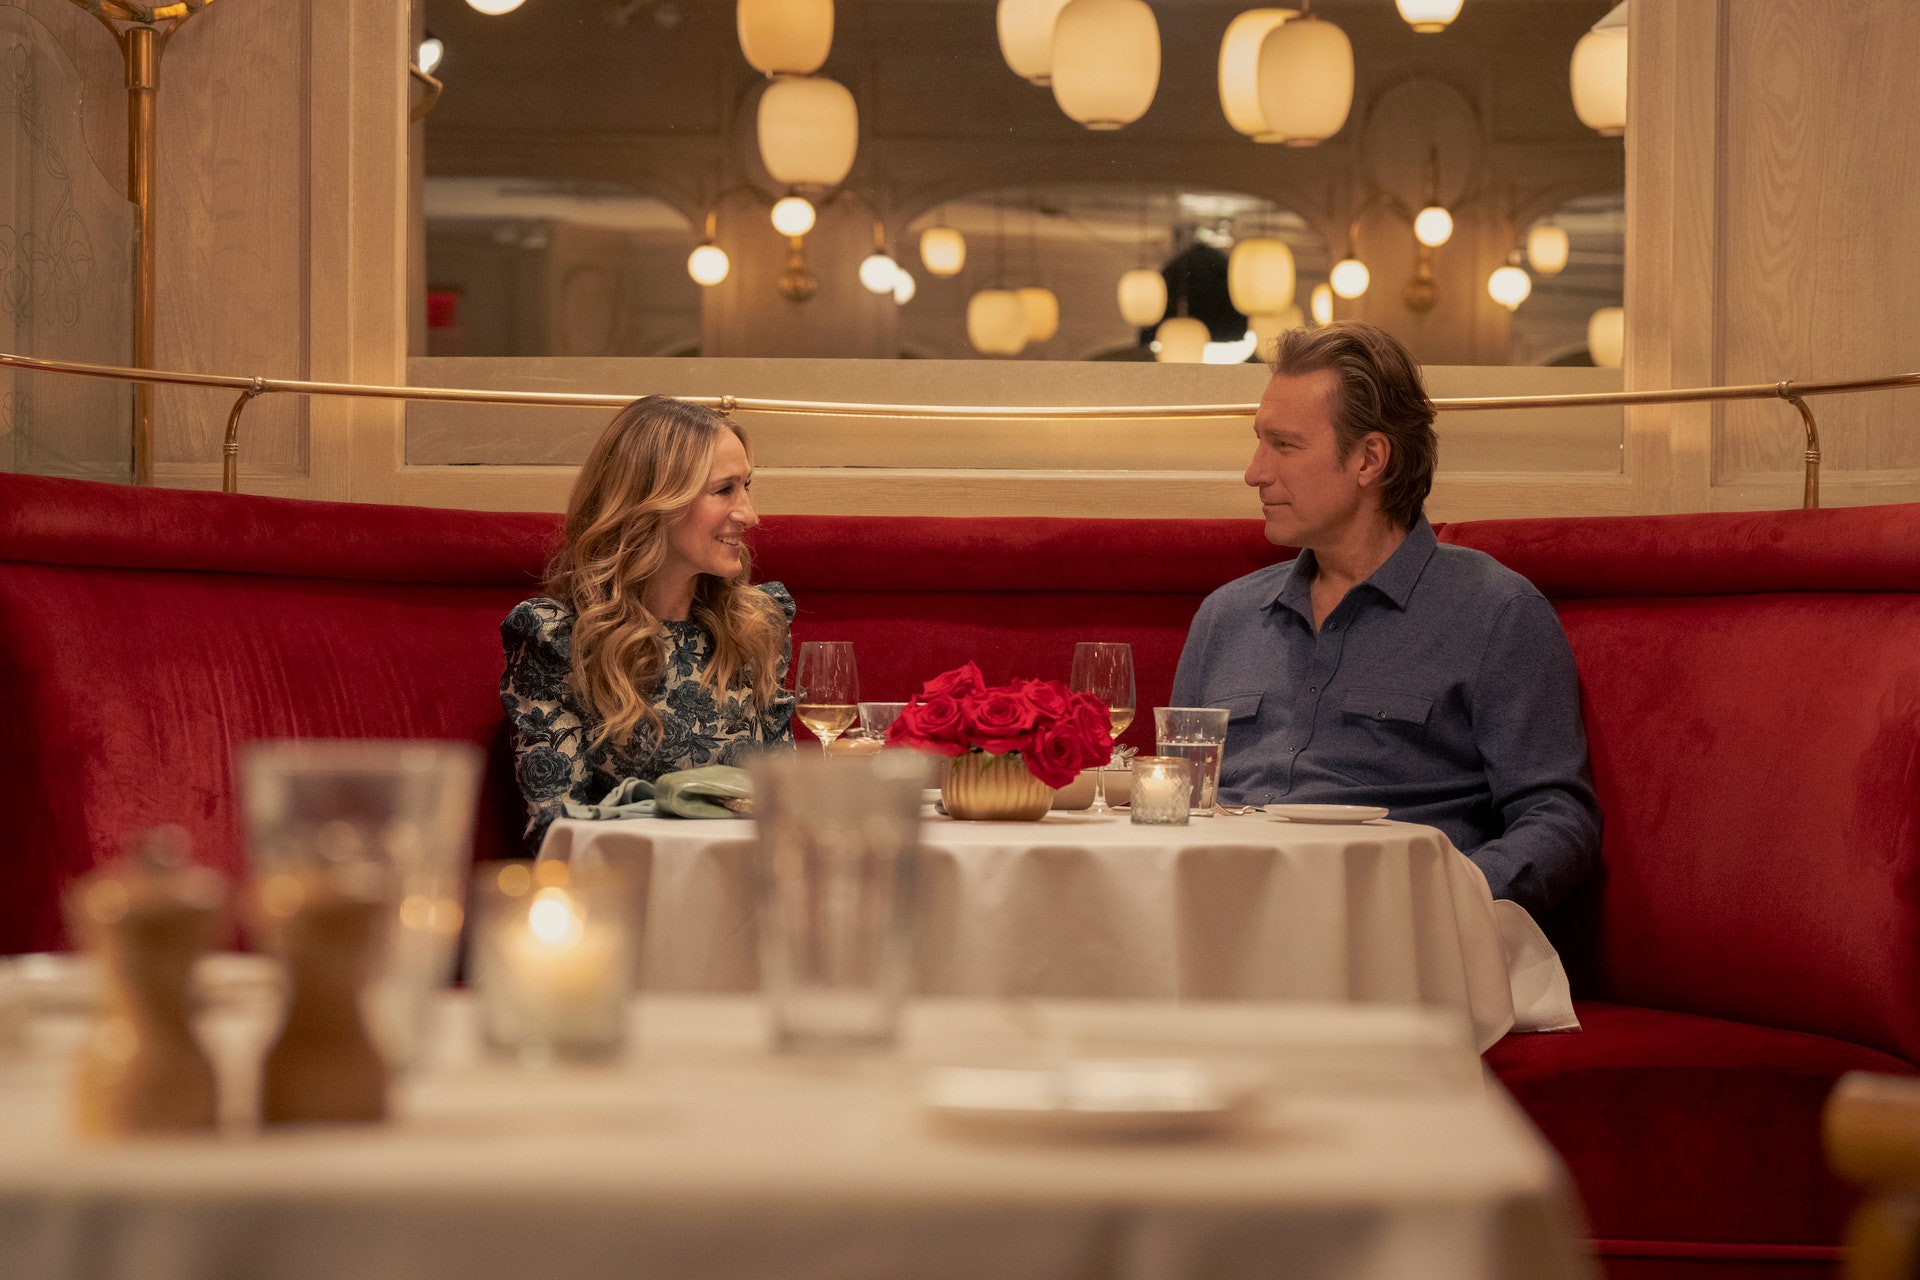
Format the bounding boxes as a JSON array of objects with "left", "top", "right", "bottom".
[
  {"left": 541, "top": 813, "right": 1576, "bottom": 1053},
  {"left": 0, "top": 995, "right": 1596, "bottom": 1280}
]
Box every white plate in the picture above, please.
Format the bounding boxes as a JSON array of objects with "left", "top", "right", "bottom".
[
  {"left": 1265, "top": 803, "right": 1389, "bottom": 824},
  {"left": 923, "top": 1059, "right": 1264, "bottom": 1141},
  {"left": 0, "top": 951, "right": 283, "bottom": 1015}
]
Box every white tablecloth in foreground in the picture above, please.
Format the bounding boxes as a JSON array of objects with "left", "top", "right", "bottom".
[
  {"left": 543, "top": 812, "right": 1566, "bottom": 1051},
  {"left": 0, "top": 996, "right": 1596, "bottom": 1280}
]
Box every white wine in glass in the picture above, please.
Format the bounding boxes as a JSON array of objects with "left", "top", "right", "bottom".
[
  {"left": 795, "top": 641, "right": 860, "bottom": 750},
  {"left": 1071, "top": 641, "right": 1135, "bottom": 816}
]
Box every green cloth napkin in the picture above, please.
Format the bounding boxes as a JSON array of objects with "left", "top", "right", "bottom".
[{"left": 558, "top": 765, "right": 753, "bottom": 822}]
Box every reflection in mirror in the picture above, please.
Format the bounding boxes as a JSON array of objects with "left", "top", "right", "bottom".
[{"left": 1508, "top": 191, "right": 1624, "bottom": 368}]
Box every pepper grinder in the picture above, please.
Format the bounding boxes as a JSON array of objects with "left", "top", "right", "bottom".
[
  {"left": 68, "top": 826, "right": 226, "bottom": 1138},
  {"left": 256, "top": 863, "right": 393, "bottom": 1126}
]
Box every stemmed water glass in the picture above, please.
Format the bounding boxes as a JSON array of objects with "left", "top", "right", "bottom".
[
  {"left": 1070, "top": 641, "right": 1135, "bottom": 816},
  {"left": 795, "top": 641, "right": 860, "bottom": 751}
]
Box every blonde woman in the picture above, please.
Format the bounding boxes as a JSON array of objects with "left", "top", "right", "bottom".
[{"left": 500, "top": 395, "right": 795, "bottom": 844}]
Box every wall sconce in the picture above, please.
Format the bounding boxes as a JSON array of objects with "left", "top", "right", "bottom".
[
  {"left": 1488, "top": 255, "right": 1533, "bottom": 310},
  {"left": 770, "top": 194, "right": 816, "bottom": 237},
  {"left": 467, "top": 0, "right": 526, "bottom": 14},
  {"left": 1329, "top": 253, "right": 1370, "bottom": 300},
  {"left": 777, "top": 237, "right": 818, "bottom": 302},
  {"left": 1395, "top": 0, "right": 1464, "bottom": 33},
  {"left": 687, "top": 211, "right": 731, "bottom": 286},
  {"left": 858, "top": 221, "right": 901, "bottom": 294},
  {"left": 891, "top": 270, "right": 916, "bottom": 305}
]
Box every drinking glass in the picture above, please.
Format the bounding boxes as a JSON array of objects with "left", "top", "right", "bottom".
[
  {"left": 239, "top": 740, "right": 482, "bottom": 1071},
  {"left": 1154, "top": 707, "right": 1231, "bottom": 815},
  {"left": 1070, "top": 642, "right": 1135, "bottom": 816},
  {"left": 795, "top": 641, "right": 860, "bottom": 751},
  {"left": 857, "top": 700, "right": 909, "bottom": 742},
  {"left": 749, "top": 749, "right": 929, "bottom": 1053}
]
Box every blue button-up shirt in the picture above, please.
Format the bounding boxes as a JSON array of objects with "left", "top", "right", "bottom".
[{"left": 1171, "top": 517, "right": 1600, "bottom": 917}]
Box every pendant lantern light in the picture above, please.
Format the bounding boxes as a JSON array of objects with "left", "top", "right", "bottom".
[
  {"left": 1570, "top": 3, "right": 1628, "bottom": 137},
  {"left": 1050, "top": 0, "right": 1160, "bottom": 131},
  {"left": 968, "top": 289, "right": 1029, "bottom": 356},
  {"left": 919, "top": 225, "right": 966, "bottom": 276},
  {"left": 1017, "top": 286, "right": 1060, "bottom": 343},
  {"left": 1254, "top": 14, "right": 1353, "bottom": 146},
  {"left": 1217, "top": 9, "right": 1293, "bottom": 142},
  {"left": 1153, "top": 316, "right": 1209, "bottom": 364},
  {"left": 1227, "top": 238, "right": 1296, "bottom": 317},
  {"left": 757, "top": 76, "right": 858, "bottom": 188},
  {"left": 770, "top": 195, "right": 816, "bottom": 237},
  {"left": 1394, "top": 0, "right": 1464, "bottom": 33},
  {"left": 1526, "top": 223, "right": 1570, "bottom": 274},
  {"left": 1117, "top": 268, "right": 1167, "bottom": 328},
  {"left": 1488, "top": 264, "right": 1533, "bottom": 310},
  {"left": 737, "top": 0, "right": 833, "bottom": 76},
  {"left": 1309, "top": 282, "right": 1333, "bottom": 325},
  {"left": 466, "top": 0, "right": 525, "bottom": 15},
  {"left": 1329, "top": 257, "right": 1370, "bottom": 300},
  {"left": 1587, "top": 306, "right": 1625, "bottom": 367},
  {"left": 1249, "top": 306, "right": 1303, "bottom": 348},
  {"left": 996, "top": 0, "right": 1074, "bottom": 85}
]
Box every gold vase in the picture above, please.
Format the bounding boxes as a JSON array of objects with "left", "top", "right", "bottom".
[{"left": 941, "top": 751, "right": 1054, "bottom": 821}]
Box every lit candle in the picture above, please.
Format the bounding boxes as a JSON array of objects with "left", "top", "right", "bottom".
[
  {"left": 475, "top": 863, "right": 632, "bottom": 1061},
  {"left": 1129, "top": 756, "right": 1191, "bottom": 826}
]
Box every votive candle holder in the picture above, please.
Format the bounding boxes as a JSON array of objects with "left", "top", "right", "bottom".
[{"left": 1129, "top": 756, "right": 1192, "bottom": 825}]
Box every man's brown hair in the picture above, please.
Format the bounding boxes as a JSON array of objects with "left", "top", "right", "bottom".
[{"left": 1267, "top": 323, "right": 1438, "bottom": 529}]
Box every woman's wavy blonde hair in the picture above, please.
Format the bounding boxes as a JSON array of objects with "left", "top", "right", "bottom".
[{"left": 546, "top": 395, "right": 786, "bottom": 752}]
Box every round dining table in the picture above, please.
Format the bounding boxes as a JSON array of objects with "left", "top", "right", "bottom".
[{"left": 540, "top": 810, "right": 1573, "bottom": 1052}]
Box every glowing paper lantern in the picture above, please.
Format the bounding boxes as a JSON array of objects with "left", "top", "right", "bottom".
[
  {"left": 1153, "top": 316, "right": 1209, "bottom": 363},
  {"left": 1588, "top": 306, "right": 1625, "bottom": 367},
  {"left": 757, "top": 76, "right": 858, "bottom": 188},
  {"left": 919, "top": 226, "right": 966, "bottom": 276},
  {"left": 1329, "top": 257, "right": 1370, "bottom": 299},
  {"left": 996, "top": 0, "right": 1074, "bottom": 85},
  {"left": 1249, "top": 305, "right": 1303, "bottom": 346},
  {"left": 466, "top": 0, "right": 524, "bottom": 14},
  {"left": 1310, "top": 282, "right": 1333, "bottom": 325},
  {"left": 1017, "top": 287, "right": 1060, "bottom": 342},
  {"left": 1117, "top": 268, "right": 1167, "bottom": 327},
  {"left": 1050, "top": 0, "right": 1159, "bottom": 131},
  {"left": 967, "top": 289, "right": 1029, "bottom": 355},
  {"left": 1413, "top": 205, "right": 1454, "bottom": 248},
  {"left": 892, "top": 270, "right": 916, "bottom": 305},
  {"left": 1395, "top": 0, "right": 1463, "bottom": 32},
  {"left": 737, "top": 0, "right": 833, "bottom": 76},
  {"left": 1217, "top": 9, "right": 1294, "bottom": 141},
  {"left": 1527, "top": 223, "right": 1570, "bottom": 274},
  {"left": 770, "top": 195, "right": 816, "bottom": 237},
  {"left": 1227, "top": 238, "right": 1296, "bottom": 316},
  {"left": 1254, "top": 14, "right": 1353, "bottom": 146},
  {"left": 1488, "top": 265, "right": 1532, "bottom": 310},
  {"left": 1570, "top": 18, "right": 1627, "bottom": 137},
  {"left": 858, "top": 253, "right": 899, "bottom": 294},
  {"left": 687, "top": 243, "right": 730, "bottom": 286}
]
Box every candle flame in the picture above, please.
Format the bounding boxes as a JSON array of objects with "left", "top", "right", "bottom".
[{"left": 527, "top": 888, "right": 582, "bottom": 947}]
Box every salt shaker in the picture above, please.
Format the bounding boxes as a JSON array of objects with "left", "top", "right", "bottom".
[
  {"left": 67, "top": 826, "right": 226, "bottom": 1138},
  {"left": 256, "top": 863, "right": 393, "bottom": 1126}
]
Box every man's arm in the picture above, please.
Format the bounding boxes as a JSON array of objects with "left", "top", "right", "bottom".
[{"left": 1466, "top": 591, "right": 1602, "bottom": 917}]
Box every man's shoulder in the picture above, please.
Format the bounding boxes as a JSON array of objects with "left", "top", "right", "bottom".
[
  {"left": 1423, "top": 541, "right": 1544, "bottom": 609},
  {"left": 1198, "top": 558, "right": 1300, "bottom": 614}
]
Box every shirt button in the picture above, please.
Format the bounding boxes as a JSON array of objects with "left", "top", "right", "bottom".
[
  {"left": 1308, "top": 684, "right": 1318, "bottom": 693},
  {"left": 1378, "top": 710, "right": 1388, "bottom": 719},
  {"left": 1289, "top": 746, "right": 1300, "bottom": 753}
]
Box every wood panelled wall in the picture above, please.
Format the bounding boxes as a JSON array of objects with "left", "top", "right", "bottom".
[{"left": 1625, "top": 0, "right": 1920, "bottom": 513}]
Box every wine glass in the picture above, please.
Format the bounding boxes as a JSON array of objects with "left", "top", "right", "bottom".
[
  {"left": 795, "top": 642, "right": 860, "bottom": 751},
  {"left": 1070, "top": 642, "right": 1135, "bottom": 816}
]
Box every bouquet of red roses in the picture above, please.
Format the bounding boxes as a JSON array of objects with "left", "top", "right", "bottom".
[{"left": 884, "top": 662, "right": 1113, "bottom": 790}]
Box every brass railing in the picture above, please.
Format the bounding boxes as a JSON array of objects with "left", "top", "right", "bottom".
[{"left": 6, "top": 350, "right": 1918, "bottom": 508}]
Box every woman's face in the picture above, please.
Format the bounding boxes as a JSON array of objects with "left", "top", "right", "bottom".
[{"left": 661, "top": 430, "right": 757, "bottom": 584}]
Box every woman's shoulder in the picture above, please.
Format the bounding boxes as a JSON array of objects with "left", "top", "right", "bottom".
[
  {"left": 502, "top": 597, "right": 574, "bottom": 647},
  {"left": 754, "top": 580, "right": 796, "bottom": 622}
]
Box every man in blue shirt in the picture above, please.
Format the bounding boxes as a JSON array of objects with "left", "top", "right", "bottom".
[{"left": 1171, "top": 323, "right": 1600, "bottom": 918}]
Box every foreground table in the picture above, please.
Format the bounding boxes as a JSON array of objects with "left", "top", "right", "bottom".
[
  {"left": 0, "top": 995, "right": 1594, "bottom": 1280},
  {"left": 543, "top": 811, "right": 1544, "bottom": 1050}
]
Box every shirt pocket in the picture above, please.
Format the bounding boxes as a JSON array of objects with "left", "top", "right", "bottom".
[
  {"left": 1208, "top": 691, "right": 1264, "bottom": 722},
  {"left": 1342, "top": 688, "right": 1434, "bottom": 737}
]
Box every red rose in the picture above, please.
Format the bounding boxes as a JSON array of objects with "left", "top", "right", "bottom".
[
  {"left": 887, "top": 696, "right": 968, "bottom": 757},
  {"left": 920, "top": 662, "right": 986, "bottom": 701},
  {"left": 1017, "top": 678, "right": 1068, "bottom": 721},
  {"left": 965, "top": 688, "right": 1040, "bottom": 754},
  {"left": 1066, "top": 691, "right": 1114, "bottom": 759},
  {"left": 1023, "top": 724, "right": 1087, "bottom": 789}
]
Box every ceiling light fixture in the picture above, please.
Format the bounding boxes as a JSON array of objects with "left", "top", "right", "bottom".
[
  {"left": 1050, "top": 0, "right": 1159, "bottom": 130},
  {"left": 1395, "top": 0, "right": 1464, "bottom": 33}
]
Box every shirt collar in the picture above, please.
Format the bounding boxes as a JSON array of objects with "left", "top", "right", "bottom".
[{"left": 1265, "top": 515, "right": 1438, "bottom": 617}]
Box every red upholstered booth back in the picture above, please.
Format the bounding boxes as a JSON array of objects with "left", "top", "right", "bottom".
[{"left": 3, "top": 474, "right": 1918, "bottom": 1068}]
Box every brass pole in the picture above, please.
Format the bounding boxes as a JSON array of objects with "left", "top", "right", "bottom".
[
  {"left": 1779, "top": 382, "right": 1822, "bottom": 510},
  {"left": 126, "top": 24, "right": 156, "bottom": 486},
  {"left": 221, "top": 378, "right": 266, "bottom": 494}
]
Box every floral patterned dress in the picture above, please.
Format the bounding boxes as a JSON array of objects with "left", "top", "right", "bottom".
[{"left": 499, "top": 582, "right": 796, "bottom": 846}]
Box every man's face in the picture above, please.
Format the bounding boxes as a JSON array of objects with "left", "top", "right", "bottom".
[{"left": 1244, "top": 369, "right": 1375, "bottom": 549}]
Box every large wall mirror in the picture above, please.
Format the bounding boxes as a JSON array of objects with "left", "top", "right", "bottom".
[{"left": 414, "top": 0, "right": 1624, "bottom": 371}]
